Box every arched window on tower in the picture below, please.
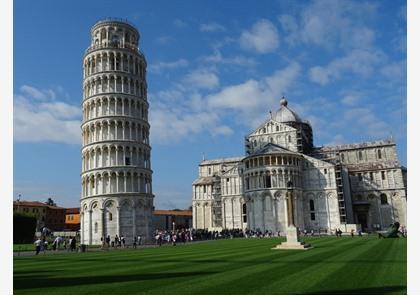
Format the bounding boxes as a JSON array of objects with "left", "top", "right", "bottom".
[
  {"left": 309, "top": 199, "right": 315, "bottom": 220},
  {"left": 242, "top": 203, "right": 247, "bottom": 223},
  {"left": 380, "top": 194, "right": 388, "bottom": 205}
]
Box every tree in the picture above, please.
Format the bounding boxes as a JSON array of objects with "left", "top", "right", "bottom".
[
  {"left": 46, "top": 197, "right": 56, "bottom": 206},
  {"left": 14, "top": 213, "right": 37, "bottom": 243}
]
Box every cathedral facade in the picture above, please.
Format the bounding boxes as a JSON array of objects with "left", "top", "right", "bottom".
[{"left": 192, "top": 98, "right": 407, "bottom": 233}]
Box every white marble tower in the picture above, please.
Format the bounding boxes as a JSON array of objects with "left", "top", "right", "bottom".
[{"left": 80, "top": 18, "right": 153, "bottom": 245}]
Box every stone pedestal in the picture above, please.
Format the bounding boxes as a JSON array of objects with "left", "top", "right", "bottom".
[{"left": 272, "top": 226, "right": 312, "bottom": 250}]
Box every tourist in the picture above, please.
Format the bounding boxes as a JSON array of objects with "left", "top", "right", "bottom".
[
  {"left": 335, "top": 229, "right": 339, "bottom": 238},
  {"left": 358, "top": 229, "right": 362, "bottom": 237},
  {"left": 351, "top": 229, "right": 354, "bottom": 237},
  {"left": 121, "top": 236, "right": 125, "bottom": 248},
  {"left": 114, "top": 235, "right": 119, "bottom": 247},
  {"left": 338, "top": 229, "right": 343, "bottom": 237},
  {"left": 106, "top": 235, "right": 111, "bottom": 247},
  {"left": 34, "top": 238, "right": 42, "bottom": 255},
  {"left": 42, "top": 238, "right": 48, "bottom": 252},
  {"left": 137, "top": 235, "right": 142, "bottom": 246},
  {"left": 310, "top": 230, "right": 314, "bottom": 237},
  {"left": 70, "top": 237, "right": 76, "bottom": 251}
]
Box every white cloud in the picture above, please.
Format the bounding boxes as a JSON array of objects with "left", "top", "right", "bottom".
[
  {"left": 14, "top": 86, "right": 81, "bottom": 145},
  {"left": 380, "top": 60, "right": 406, "bottom": 81},
  {"left": 149, "top": 59, "right": 189, "bottom": 73},
  {"left": 200, "top": 22, "right": 225, "bottom": 32},
  {"left": 183, "top": 69, "right": 219, "bottom": 90},
  {"left": 341, "top": 94, "right": 361, "bottom": 106},
  {"left": 174, "top": 19, "right": 187, "bottom": 28},
  {"left": 207, "top": 62, "right": 300, "bottom": 126},
  {"left": 279, "top": 0, "right": 377, "bottom": 50},
  {"left": 343, "top": 107, "right": 389, "bottom": 138},
  {"left": 203, "top": 49, "right": 257, "bottom": 67},
  {"left": 155, "top": 36, "right": 173, "bottom": 45},
  {"left": 239, "top": 19, "right": 280, "bottom": 54},
  {"left": 150, "top": 63, "right": 300, "bottom": 145},
  {"left": 309, "top": 49, "right": 384, "bottom": 85},
  {"left": 150, "top": 102, "right": 231, "bottom": 144},
  {"left": 20, "top": 85, "right": 54, "bottom": 101}
]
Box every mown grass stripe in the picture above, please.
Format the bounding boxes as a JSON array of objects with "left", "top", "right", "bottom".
[{"left": 13, "top": 237, "right": 406, "bottom": 295}]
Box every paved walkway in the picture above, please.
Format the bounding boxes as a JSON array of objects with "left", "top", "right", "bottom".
[{"left": 13, "top": 240, "right": 216, "bottom": 257}]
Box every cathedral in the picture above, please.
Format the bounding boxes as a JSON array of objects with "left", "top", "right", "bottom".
[{"left": 192, "top": 97, "right": 407, "bottom": 233}]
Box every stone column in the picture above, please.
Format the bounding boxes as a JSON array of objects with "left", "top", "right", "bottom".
[
  {"left": 231, "top": 198, "right": 234, "bottom": 228},
  {"left": 80, "top": 212, "right": 84, "bottom": 244},
  {"left": 116, "top": 206, "right": 120, "bottom": 236},
  {"left": 88, "top": 210, "right": 93, "bottom": 245},
  {"left": 132, "top": 205, "right": 136, "bottom": 242}
]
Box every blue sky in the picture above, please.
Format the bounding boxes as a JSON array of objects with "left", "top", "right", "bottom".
[{"left": 13, "top": 0, "right": 407, "bottom": 209}]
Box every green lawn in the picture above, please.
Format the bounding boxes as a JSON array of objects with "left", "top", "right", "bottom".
[{"left": 13, "top": 236, "right": 406, "bottom": 295}]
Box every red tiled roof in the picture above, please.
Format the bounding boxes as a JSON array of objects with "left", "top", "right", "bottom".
[
  {"left": 153, "top": 210, "right": 192, "bottom": 217},
  {"left": 13, "top": 200, "right": 65, "bottom": 209},
  {"left": 65, "top": 207, "right": 80, "bottom": 214}
]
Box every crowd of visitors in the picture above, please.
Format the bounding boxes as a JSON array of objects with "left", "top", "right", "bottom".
[{"left": 32, "top": 224, "right": 407, "bottom": 255}]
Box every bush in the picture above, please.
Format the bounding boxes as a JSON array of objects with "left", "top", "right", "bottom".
[{"left": 14, "top": 213, "right": 37, "bottom": 243}]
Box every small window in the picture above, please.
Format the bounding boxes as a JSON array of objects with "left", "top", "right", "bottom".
[
  {"left": 324, "top": 169, "right": 327, "bottom": 174},
  {"left": 265, "top": 175, "right": 271, "bottom": 188},
  {"left": 309, "top": 200, "right": 315, "bottom": 211},
  {"left": 226, "top": 178, "right": 230, "bottom": 183},
  {"left": 369, "top": 172, "right": 373, "bottom": 180},
  {"left": 269, "top": 137, "right": 273, "bottom": 143},
  {"left": 341, "top": 153, "right": 345, "bottom": 162},
  {"left": 288, "top": 135, "right": 291, "bottom": 143},
  {"left": 203, "top": 186, "right": 206, "bottom": 193},
  {"left": 381, "top": 171, "right": 386, "bottom": 180},
  {"left": 263, "top": 127, "right": 266, "bottom": 133},
  {"left": 125, "top": 157, "right": 131, "bottom": 165},
  {"left": 94, "top": 222, "right": 98, "bottom": 233},
  {"left": 109, "top": 213, "right": 113, "bottom": 221},
  {"left": 358, "top": 173, "right": 362, "bottom": 181},
  {"left": 380, "top": 194, "right": 388, "bottom": 205},
  {"left": 242, "top": 203, "right": 247, "bottom": 223},
  {"left": 378, "top": 149, "right": 382, "bottom": 159},
  {"left": 276, "top": 126, "right": 279, "bottom": 131},
  {"left": 358, "top": 151, "right": 363, "bottom": 161},
  {"left": 246, "top": 178, "right": 250, "bottom": 190},
  {"left": 311, "top": 213, "right": 316, "bottom": 220},
  {"left": 208, "top": 167, "right": 211, "bottom": 175}
]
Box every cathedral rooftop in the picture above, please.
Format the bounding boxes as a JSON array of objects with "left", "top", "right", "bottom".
[
  {"left": 273, "top": 97, "right": 302, "bottom": 123},
  {"left": 200, "top": 156, "right": 245, "bottom": 166},
  {"left": 315, "top": 138, "right": 395, "bottom": 152}
]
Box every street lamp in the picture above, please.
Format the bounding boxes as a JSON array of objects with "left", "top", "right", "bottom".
[{"left": 17, "top": 194, "right": 21, "bottom": 212}]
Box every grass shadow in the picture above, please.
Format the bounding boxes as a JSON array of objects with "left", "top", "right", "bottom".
[
  {"left": 291, "top": 285, "right": 406, "bottom": 295},
  {"left": 14, "top": 271, "right": 218, "bottom": 290}
]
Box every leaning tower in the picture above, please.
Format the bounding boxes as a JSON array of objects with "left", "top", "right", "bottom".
[{"left": 80, "top": 18, "right": 153, "bottom": 245}]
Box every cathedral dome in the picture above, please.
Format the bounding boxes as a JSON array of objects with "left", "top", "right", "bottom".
[{"left": 273, "top": 97, "right": 302, "bottom": 123}]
